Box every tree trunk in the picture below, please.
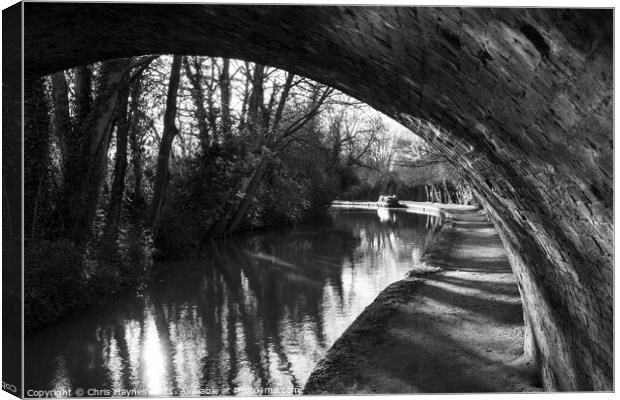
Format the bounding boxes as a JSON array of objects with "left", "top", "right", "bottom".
[
  {"left": 24, "top": 77, "right": 50, "bottom": 239},
  {"left": 50, "top": 71, "right": 72, "bottom": 164},
  {"left": 246, "top": 64, "right": 265, "bottom": 133},
  {"left": 206, "top": 58, "right": 218, "bottom": 143},
  {"left": 102, "top": 80, "right": 131, "bottom": 248},
  {"left": 82, "top": 62, "right": 130, "bottom": 240},
  {"left": 150, "top": 55, "right": 183, "bottom": 235},
  {"left": 220, "top": 58, "right": 232, "bottom": 139},
  {"left": 74, "top": 64, "right": 92, "bottom": 126},
  {"left": 59, "top": 59, "right": 130, "bottom": 243},
  {"left": 183, "top": 56, "right": 210, "bottom": 150},
  {"left": 128, "top": 80, "right": 145, "bottom": 211},
  {"left": 238, "top": 61, "right": 251, "bottom": 133}
]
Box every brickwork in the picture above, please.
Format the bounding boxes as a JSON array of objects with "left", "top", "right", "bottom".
[{"left": 24, "top": 5, "right": 613, "bottom": 390}]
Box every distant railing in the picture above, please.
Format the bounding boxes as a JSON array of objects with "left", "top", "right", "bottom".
[
  {"left": 330, "top": 200, "right": 446, "bottom": 221},
  {"left": 331, "top": 200, "right": 378, "bottom": 208}
]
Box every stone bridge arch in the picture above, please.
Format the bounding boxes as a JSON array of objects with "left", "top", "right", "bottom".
[{"left": 23, "top": 4, "right": 613, "bottom": 391}]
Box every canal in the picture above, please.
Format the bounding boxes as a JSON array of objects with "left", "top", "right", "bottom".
[{"left": 25, "top": 208, "right": 440, "bottom": 396}]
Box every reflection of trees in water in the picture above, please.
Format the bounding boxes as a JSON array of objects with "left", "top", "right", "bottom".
[
  {"left": 194, "top": 229, "right": 359, "bottom": 391},
  {"left": 26, "top": 210, "right": 437, "bottom": 395},
  {"left": 331, "top": 210, "right": 432, "bottom": 257},
  {"left": 25, "top": 294, "right": 147, "bottom": 393},
  {"left": 79, "top": 226, "right": 361, "bottom": 394},
  {"left": 426, "top": 214, "right": 441, "bottom": 230}
]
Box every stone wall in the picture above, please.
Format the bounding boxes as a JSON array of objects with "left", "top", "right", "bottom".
[{"left": 23, "top": 5, "right": 613, "bottom": 390}]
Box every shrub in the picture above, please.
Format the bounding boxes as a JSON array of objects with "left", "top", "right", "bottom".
[
  {"left": 24, "top": 230, "right": 152, "bottom": 331},
  {"left": 24, "top": 239, "right": 86, "bottom": 331},
  {"left": 86, "top": 262, "right": 124, "bottom": 303},
  {"left": 153, "top": 204, "right": 202, "bottom": 260}
]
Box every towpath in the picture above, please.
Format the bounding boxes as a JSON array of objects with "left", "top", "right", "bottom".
[{"left": 304, "top": 204, "right": 542, "bottom": 394}]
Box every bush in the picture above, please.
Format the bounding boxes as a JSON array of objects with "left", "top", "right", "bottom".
[
  {"left": 25, "top": 230, "right": 152, "bottom": 331},
  {"left": 154, "top": 142, "right": 250, "bottom": 259},
  {"left": 154, "top": 136, "right": 344, "bottom": 259},
  {"left": 24, "top": 239, "right": 86, "bottom": 331},
  {"left": 86, "top": 263, "right": 124, "bottom": 303},
  {"left": 153, "top": 205, "right": 202, "bottom": 260}
]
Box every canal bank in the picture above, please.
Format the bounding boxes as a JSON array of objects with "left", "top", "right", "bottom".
[{"left": 304, "top": 203, "right": 543, "bottom": 394}]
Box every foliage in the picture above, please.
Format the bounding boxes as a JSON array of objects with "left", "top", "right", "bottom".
[
  {"left": 25, "top": 53, "right": 476, "bottom": 330},
  {"left": 154, "top": 129, "right": 342, "bottom": 258},
  {"left": 24, "top": 228, "right": 153, "bottom": 331},
  {"left": 24, "top": 239, "right": 85, "bottom": 331},
  {"left": 154, "top": 139, "right": 249, "bottom": 259}
]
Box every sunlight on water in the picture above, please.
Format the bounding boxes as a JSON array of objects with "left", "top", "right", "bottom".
[
  {"left": 143, "top": 310, "right": 168, "bottom": 395},
  {"left": 102, "top": 333, "right": 123, "bottom": 392},
  {"left": 51, "top": 357, "right": 71, "bottom": 396},
  {"left": 25, "top": 209, "right": 439, "bottom": 396},
  {"left": 169, "top": 304, "right": 207, "bottom": 391},
  {"left": 124, "top": 320, "right": 142, "bottom": 389}
]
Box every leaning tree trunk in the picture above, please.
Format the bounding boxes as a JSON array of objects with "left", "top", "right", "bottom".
[
  {"left": 224, "top": 152, "right": 271, "bottom": 236},
  {"left": 150, "top": 55, "right": 183, "bottom": 235}
]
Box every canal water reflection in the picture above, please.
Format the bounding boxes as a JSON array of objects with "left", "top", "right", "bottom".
[{"left": 25, "top": 209, "right": 440, "bottom": 396}]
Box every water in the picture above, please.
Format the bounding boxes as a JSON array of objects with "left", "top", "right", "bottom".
[{"left": 25, "top": 209, "right": 440, "bottom": 397}]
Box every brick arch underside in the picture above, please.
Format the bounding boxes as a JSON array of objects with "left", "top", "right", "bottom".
[{"left": 24, "top": 4, "right": 613, "bottom": 391}]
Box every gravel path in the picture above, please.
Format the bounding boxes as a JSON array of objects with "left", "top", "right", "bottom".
[{"left": 303, "top": 205, "right": 542, "bottom": 394}]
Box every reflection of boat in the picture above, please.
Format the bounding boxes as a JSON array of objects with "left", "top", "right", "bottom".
[
  {"left": 377, "top": 195, "right": 405, "bottom": 208},
  {"left": 377, "top": 207, "right": 393, "bottom": 222}
]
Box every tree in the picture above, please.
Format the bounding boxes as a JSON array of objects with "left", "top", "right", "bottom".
[
  {"left": 214, "top": 66, "right": 334, "bottom": 236},
  {"left": 150, "top": 55, "right": 183, "bottom": 235},
  {"left": 101, "top": 79, "right": 131, "bottom": 248},
  {"left": 183, "top": 56, "right": 211, "bottom": 150},
  {"left": 102, "top": 58, "right": 156, "bottom": 248},
  {"left": 52, "top": 60, "right": 129, "bottom": 243},
  {"left": 128, "top": 78, "right": 146, "bottom": 212},
  {"left": 49, "top": 57, "right": 159, "bottom": 244},
  {"left": 24, "top": 77, "right": 50, "bottom": 239},
  {"left": 323, "top": 106, "right": 382, "bottom": 170}
]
